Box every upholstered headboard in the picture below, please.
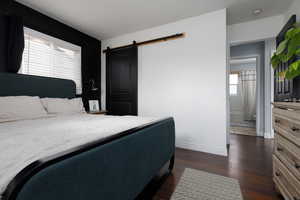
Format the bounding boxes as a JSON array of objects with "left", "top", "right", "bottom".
[{"left": 0, "top": 73, "right": 76, "bottom": 98}]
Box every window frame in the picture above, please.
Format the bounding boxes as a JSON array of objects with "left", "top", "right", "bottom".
[{"left": 229, "top": 72, "right": 239, "bottom": 96}]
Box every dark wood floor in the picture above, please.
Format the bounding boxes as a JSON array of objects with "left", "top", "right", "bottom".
[{"left": 153, "top": 134, "right": 283, "bottom": 200}]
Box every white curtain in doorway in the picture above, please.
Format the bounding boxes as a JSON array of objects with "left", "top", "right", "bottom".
[{"left": 239, "top": 70, "right": 256, "bottom": 121}]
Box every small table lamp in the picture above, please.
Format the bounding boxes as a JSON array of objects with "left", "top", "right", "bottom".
[{"left": 89, "top": 79, "right": 98, "bottom": 91}]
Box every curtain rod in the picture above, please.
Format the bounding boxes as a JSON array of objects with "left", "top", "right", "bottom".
[{"left": 103, "top": 33, "right": 185, "bottom": 53}]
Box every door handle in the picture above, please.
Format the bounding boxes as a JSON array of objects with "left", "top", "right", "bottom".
[
  {"left": 291, "top": 127, "right": 300, "bottom": 132},
  {"left": 277, "top": 147, "right": 284, "bottom": 152}
]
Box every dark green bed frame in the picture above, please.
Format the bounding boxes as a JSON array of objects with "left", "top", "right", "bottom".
[{"left": 0, "top": 73, "right": 175, "bottom": 200}]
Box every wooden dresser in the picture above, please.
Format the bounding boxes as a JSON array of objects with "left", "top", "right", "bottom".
[{"left": 273, "top": 102, "right": 300, "bottom": 200}]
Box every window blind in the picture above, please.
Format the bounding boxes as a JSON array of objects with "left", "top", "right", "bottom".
[{"left": 19, "top": 27, "right": 82, "bottom": 94}]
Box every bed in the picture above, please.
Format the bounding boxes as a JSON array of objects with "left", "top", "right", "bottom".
[{"left": 0, "top": 73, "right": 175, "bottom": 200}]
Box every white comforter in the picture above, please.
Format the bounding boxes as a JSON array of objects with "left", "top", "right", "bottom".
[{"left": 0, "top": 114, "right": 162, "bottom": 198}]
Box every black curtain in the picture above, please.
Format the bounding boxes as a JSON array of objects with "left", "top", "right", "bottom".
[
  {"left": 7, "top": 16, "right": 24, "bottom": 73},
  {"left": 0, "top": 16, "right": 8, "bottom": 72},
  {"left": 0, "top": 15, "right": 24, "bottom": 73}
]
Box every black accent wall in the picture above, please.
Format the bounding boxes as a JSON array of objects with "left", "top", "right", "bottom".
[
  {"left": 0, "top": 16, "right": 8, "bottom": 71},
  {"left": 0, "top": 1, "right": 101, "bottom": 109}
]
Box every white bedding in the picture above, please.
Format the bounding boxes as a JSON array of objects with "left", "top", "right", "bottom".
[{"left": 0, "top": 114, "right": 163, "bottom": 198}]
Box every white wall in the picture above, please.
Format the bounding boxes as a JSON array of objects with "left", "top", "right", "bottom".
[
  {"left": 226, "top": 28, "right": 230, "bottom": 145},
  {"left": 264, "top": 39, "right": 276, "bottom": 139},
  {"left": 102, "top": 9, "right": 228, "bottom": 156},
  {"left": 284, "top": 0, "right": 300, "bottom": 23},
  {"left": 228, "top": 15, "right": 284, "bottom": 45}
]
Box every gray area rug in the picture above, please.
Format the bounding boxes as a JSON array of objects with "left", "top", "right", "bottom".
[{"left": 171, "top": 168, "right": 243, "bottom": 200}]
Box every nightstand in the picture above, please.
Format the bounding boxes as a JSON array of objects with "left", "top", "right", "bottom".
[{"left": 88, "top": 110, "right": 107, "bottom": 115}]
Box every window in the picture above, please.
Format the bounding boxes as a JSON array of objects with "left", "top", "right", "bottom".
[
  {"left": 19, "top": 27, "right": 82, "bottom": 94},
  {"left": 229, "top": 73, "right": 238, "bottom": 96}
]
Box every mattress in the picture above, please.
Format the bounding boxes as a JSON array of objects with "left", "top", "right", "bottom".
[{"left": 0, "top": 113, "right": 162, "bottom": 199}]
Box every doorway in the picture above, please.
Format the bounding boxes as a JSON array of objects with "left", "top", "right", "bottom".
[{"left": 229, "top": 57, "right": 257, "bottom": 136}]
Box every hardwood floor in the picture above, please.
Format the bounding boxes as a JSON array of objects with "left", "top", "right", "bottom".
[
  {"left": 230, "top": 126, "right": 257, "bottom": 136},
  {"left": 153, "top": 134, "right": 282, "bottom": 200}
]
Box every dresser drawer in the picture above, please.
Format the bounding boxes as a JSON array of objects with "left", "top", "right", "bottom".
[
  {"left": 273, "top": 107, "right": 300, "bottom": 122},
  {"left": 274, "top": 134, "right": 300, "bottom": 180},
  {"left": 273, "top": 112, "right": 300, "bottom": 146},
  {"left": 273, "top": 176, "right": 293, "bottom": 200},
  {"left": 273, "top": 156, "right": 300, "bottom": 200}
]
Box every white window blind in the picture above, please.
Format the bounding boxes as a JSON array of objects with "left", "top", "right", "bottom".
[{"left": 19, "top": 27, "right": 82, "bottom": 94}]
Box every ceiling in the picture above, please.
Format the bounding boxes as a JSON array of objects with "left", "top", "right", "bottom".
[{"left": 16, "top": 0, "right": 294, "bottom": 40}]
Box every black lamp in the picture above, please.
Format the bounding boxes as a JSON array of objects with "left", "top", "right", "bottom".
[{"left": 89, "top": 79, "right": 98, "bottom": 91}]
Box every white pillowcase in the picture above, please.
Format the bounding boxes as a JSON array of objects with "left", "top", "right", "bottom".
[
  {"left": 41, "top": 98, "right": 85, "bottom": 115},
  {"left": 0, "top": 96, "right": 48, "bottom": 123}
]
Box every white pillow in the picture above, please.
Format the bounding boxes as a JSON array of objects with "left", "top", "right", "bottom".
[
  {"left": 0, "top": 96, "right": 48, "bottom": 122},
  {"left": 70, "top": 98, "right": 86, "bottom": 112},
  {"left": 41, "top": 98, "right": 85, "bottom": 114}
]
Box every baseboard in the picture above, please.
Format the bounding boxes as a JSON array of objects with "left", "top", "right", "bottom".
[
  {"left": 256, "top": 130, "right": 264, "bottom": 137},
  {"left": 176, "top": 140, "right": 227, "bottom": 157},
  {"left": 264, "top": 131, "right": 274, "bottom": 139}
]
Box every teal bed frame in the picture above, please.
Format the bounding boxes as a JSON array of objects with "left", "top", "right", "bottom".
[{"left": 0, "top": 73, "right": 175, "bottom": 200}]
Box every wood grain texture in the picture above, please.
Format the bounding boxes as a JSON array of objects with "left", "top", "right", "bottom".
[
  {"left": 273, "top": 102, "right": 300, "bottom": 200},
  {"left": 273, "top": 116, "right": 300, "bottom": 147},
  {"left": 273, "top": 102, "right": 300, "bottom": 110},
  {"left": 103, "top": 33, "right": 185, "bottom": 53},
  {"left": 230, "top": 126, "right": 256, "bottom": 136},
  {"left": 152, "top": 135, "right": 282, "bottom": 200},
  {"left": 274, "top": 134, "right": 300, "bottom": 179},
  {"left": 273, "top": 156, "right": 300, "bottom": 199},
  {"left": 88, "top": 110, "right": 107, "bottom": 115}
]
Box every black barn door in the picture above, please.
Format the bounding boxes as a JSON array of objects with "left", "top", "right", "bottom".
[{"left": 106, "top": 46, "right": 138, "bottom": 115}]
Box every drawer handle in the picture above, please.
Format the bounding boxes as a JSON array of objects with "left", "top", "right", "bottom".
[
  {"left": 275, "top": 119, "right": 280, "bottom": 123},
  {"left": 291, "top": 127, "right": 300, "bottom": 132},
  {"left": 277, "top": 147, "right": 284, "bottom": 152},
  {"left": 275, "top": 172, "right": 280, "bottom": 177},
  {"left": 295, "top": 163, "right": 300, "bottom": 169}
]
